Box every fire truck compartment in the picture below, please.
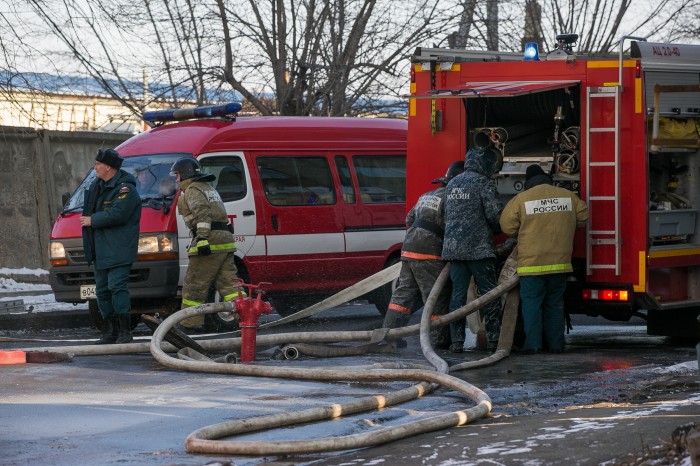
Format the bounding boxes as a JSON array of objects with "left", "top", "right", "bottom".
[{"left": 649, "top": 209, "right": 698, "bottom": 239}]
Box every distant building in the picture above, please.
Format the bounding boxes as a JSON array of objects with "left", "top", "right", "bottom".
[
  {"left": 0, "top": 72, "right": 241, "bottom": 134},
  {"left": 0, "top": 89, "right": 152, "bottom": 133}
]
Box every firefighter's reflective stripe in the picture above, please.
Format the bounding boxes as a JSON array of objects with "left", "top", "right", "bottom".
[
  {"left": 197, "top": 222, "right": 210, "bottom": 230},
  {"left": 517, "top": 263, "right": 571, "bottom": 274},
  {"left": 187, "top": 242, "right": 236, "bottom": 254},
  {"left": 182, "top": 298, "right": 203, "bottom": 307},
  {"left": 388, "top": 303, "right": 412, "bottom": 315},
  {"left": 223, "top": 291, "right": 246, "bottom": 301},
  {"left": 401, "top": 251, "right": 442, "bottom": 260}
]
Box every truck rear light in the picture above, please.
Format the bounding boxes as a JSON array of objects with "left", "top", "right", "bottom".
[{"left": 582, "top": 289, "right": 629, "bottom": 301}]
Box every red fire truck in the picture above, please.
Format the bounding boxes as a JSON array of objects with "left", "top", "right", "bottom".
[{"left": 407, "top": 35, "right": 700, "bottom": 337}]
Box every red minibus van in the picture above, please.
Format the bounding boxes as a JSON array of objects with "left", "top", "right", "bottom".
[{"left": 49, "top": 104, "right": 407, "bottom": 331}]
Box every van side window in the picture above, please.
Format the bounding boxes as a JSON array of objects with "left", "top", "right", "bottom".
[
  {"left": 352, "top": 155, "right": 406, "bottom": 204},
  {"left": 335, "top": 156, "right": 356, "bottom": 204},
  {"left": 200, "top": 156, "right": 247, "bottom": 202},
  {"left": 258, "top": 157, "right": 336, "bottom": 206}
]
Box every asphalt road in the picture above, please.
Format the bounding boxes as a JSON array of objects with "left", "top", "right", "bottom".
[{"left": 1, "top": 303, "right": 698, "bottom": 466}]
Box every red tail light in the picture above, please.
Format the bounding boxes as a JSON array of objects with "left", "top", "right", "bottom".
[{"left": 582, "top": 289, "right": 629, "bottom": 301}]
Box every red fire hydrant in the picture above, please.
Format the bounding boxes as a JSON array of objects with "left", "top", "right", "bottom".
[{"left": 233, "top": 280, "right": 272, "bottom": 363}]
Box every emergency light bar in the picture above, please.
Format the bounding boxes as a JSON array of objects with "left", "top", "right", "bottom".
[{"left": 142, "top": 102, "right": 242, "bottom": 125}]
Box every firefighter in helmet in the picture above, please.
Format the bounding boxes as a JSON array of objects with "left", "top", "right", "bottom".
[
  {"left": 170, "top": 157, "right": 244, "bottom": 331},
  {"left": 381, "top": 160, "right": 465, "bottom": 349}
]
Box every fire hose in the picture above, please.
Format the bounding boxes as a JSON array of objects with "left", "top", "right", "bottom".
[{"left": 19, "top": 252, "right": 521, "bottom": 456}]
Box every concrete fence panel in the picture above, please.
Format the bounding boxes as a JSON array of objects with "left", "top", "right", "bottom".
[{"left": 0, "top": 126, "right": 131, "bottom": 271}]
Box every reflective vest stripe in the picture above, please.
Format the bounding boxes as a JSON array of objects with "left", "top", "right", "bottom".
[
  {"left": 517, "top": 263, "right": 571, "bottom": 274},
  {"left": 401, "top": 251, "right": 442, "bottom": 260}
]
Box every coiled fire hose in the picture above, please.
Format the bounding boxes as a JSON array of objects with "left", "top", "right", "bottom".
[
  {"left": 20, "top": 252, "right": 520, "bottom": 456},
  {"left": 152, "top": 251, "right": 519, "bottom": 455}
]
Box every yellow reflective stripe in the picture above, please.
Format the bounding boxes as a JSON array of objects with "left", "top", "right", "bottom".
[
  {"left": 517, "top": 263, "right": 571, "bottom": 274},
  {"left": 182, "top": 298, "right": 203, "bottom": 307},
  {"left": 211, "top": 243, "right": 235, "bottom": 251},
  {"left": 187, "top": 242, "right": 236, "bottom": 254},
  {"left": 223, "top": 291, "right": 246, "bottom": 301}
]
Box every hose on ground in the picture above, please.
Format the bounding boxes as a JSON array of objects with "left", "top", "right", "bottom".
[
  {"left": 20, "top": 255, "right": 520, "bottom": 456},
  {"left": 149, "top": 310, "right": 492, "bottom": 455}
]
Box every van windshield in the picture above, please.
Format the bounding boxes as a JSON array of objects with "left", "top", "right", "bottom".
[{"left": 61, "top": 153, "right": 187, "bottom": 213}]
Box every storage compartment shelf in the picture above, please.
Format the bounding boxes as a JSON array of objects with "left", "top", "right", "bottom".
[{"left": 649, "top": 209, "right": 698, "bottom": 243}]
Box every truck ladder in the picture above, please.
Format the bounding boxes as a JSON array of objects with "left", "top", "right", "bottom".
[{"left": 585, "top": 85, "right": 621, "bottom": 275}]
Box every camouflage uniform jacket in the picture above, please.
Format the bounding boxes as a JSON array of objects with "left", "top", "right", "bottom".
[
  {"left": 177, "top": 178, "right": 235, "bottom": 256},
  {"left": 442, "top": 148, "right": 503, "bottom": 261},
  {"left": 402, "top": 186, "right": 447, "bottom": 260}
]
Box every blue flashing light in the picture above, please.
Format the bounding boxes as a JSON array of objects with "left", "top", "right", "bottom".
[
  {"left": 143, "top": 102, "right": 242, "bottom": 124},
  {"left": 523, "top": 42, "right": 540, "bottom": 61}
]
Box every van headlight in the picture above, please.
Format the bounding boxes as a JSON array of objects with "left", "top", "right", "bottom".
[
  {"left": 138, "top": 233, "right": 178, "bottom": 260},
  {"left": 49, "top": 241, "right": 68, "bottom": 266}
]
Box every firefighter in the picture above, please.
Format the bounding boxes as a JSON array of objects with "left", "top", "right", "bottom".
[
  {"left": 381, "top": 160, "right": 465, "bottom": 349},
  {"left": 442, "top": 147, "right": 503, "bottom": 353},
  {"left": 80, "top": 148, "right": 142, "bottom": 344},
  {"left": 499, "top": 164, "right": 588, "bottom": 353},
  {"left": 170, "top": 157, "right": 244, "bottom": 332}
]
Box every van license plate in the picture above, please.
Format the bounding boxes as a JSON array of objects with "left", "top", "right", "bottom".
[{"left": 80, "top": 284, "right": 96, "bottom": 300}]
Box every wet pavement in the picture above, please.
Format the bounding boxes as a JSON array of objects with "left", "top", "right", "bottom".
[{"left": 1, "top": 305, "right": 699, "bottom": 465}]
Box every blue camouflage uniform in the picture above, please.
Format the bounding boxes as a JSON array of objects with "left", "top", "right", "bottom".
[{"left": 442, "top": 148, "right": 503, "bottom": 350}]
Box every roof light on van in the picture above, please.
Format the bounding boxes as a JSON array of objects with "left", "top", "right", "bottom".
[{"left": 142, "top": 102, "right": 242, "bottom": 125}]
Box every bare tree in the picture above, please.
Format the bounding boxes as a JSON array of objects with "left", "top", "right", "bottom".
[
  {"left": 3, "top": 0, "right": 698, "bottom": 122},
  {"left": 538, "top": 0, "right": 698, "bottom": 53},
  {"left": 10, "top": 0, "right": 460, "bottom": 117},
  {"left": 446, "top": 0, "right": 699, "bottom": 55}
]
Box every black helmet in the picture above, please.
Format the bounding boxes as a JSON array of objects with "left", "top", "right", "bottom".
[
  {"left": 170, "top": 157, "right": 201, "bottom": 181},
  {"left": 432, "top": 160, "right": 465, "bottom": 185}
]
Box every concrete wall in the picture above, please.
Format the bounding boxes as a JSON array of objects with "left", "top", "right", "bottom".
[{"left": 0, "top": 126, "right": 131, "bottom": 270}]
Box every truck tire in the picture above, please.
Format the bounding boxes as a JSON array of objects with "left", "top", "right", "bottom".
[
  {"left": 368, "top": 256, "right": 400, "bottom": 317},
  {"left": 88, "top": 300, "right": 140, "bottom": 331}
]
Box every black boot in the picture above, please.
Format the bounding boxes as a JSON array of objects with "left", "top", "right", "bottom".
[
  {"left": 115, "top": 315, "right": 133, "bottom": 344},
  {"left": 381, "top": 311, "right": 410, "bottom": 348},
  {"left": 96, "top": 317, "right": 119, "bottom": 345}
]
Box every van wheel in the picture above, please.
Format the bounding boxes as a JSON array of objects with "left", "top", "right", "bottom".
[
  {"left": 368, "top": 256, "right": 400, "bottom": 317},
  {"left": 88, "top": 300, "right": 140, "bottom": 331}
]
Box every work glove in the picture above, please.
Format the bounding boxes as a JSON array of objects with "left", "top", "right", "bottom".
[{"left": 196, "top": 239, "right": 211, "bottom": 256}]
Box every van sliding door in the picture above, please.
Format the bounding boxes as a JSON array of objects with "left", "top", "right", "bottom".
[{"left": 256, "top": 155, "right": 345, "bottom": 292}]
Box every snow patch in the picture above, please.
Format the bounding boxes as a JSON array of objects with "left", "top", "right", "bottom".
[{"left": 0, "top": 267, "right": 49, "bottom": 276}]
